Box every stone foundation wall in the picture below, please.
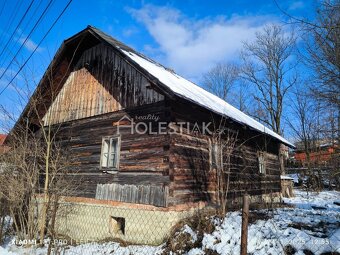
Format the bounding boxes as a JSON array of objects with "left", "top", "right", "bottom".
[
  {"left": 44, "top": 198, "right": 206, "bottom": 245},
  {"left": 37, "top": 192, "right": 281, "bottom": 245}
]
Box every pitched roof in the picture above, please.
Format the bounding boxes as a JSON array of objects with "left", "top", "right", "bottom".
[
  {"left": 12, "top": 26, "right": 294, "bottom": 147},
  {"left": 88, "top": 26, "right": 294, "bottom": 147}
]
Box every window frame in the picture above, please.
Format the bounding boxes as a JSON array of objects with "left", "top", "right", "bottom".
[
  {"left": 258, "top": 151, "right": 266, "bottom": 175},
  {"left": 100, "top": 135, "right": 121, "bottom": 170}
]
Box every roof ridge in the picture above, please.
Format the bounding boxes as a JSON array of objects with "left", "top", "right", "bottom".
[{"left": 87, "top": 26, "right": 179, "bottom": 75}]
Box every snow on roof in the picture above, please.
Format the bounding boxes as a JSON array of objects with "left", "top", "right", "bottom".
[{"left": 120, "top": 49, "right": 294, "bottom": 147}]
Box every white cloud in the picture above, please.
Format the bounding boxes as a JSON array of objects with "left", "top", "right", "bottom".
[
  {"left": 128, "top": 5, "right": 277, "bottom": 80},
  {"left": 18, "top": 37, "right": 43, "bottom": 52}
]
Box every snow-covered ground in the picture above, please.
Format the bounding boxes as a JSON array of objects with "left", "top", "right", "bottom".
[
  {"left": 0, "top": 242, "right": 162, "bottom": 255},
  {"left": 284, "top": 189, "right": 340, "bottom": 211},
  {"left": 200, "top": 211, "right": 339, "bottom": 255},
  {"left": 1, "top": 189, "right": 339, "bottom": 255},
  {"left": 196, "top": 190, "right": 340, "bottom": 255}
]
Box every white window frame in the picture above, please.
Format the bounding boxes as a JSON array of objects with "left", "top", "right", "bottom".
[
  {"left": 258, "top": 152, "right": 266, "bottom": 175},
  {"left": 100, "top": 136, "right": 120, "bottom": 170}
]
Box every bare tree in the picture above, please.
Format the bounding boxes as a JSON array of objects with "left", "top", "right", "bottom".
[
  {"left": 0, "top": 107, "right": 75, "bottom": 241},
  {"left": 303, "top": 0, "right": 340, "bottom": 191},
  {"left": 304, "top": 0, "right": 340, "bottom": 143},
  {"left": 275, "top": 0, "right": 339, "bottom": 141},
  {"left": 27, "top": 72, "right": 76, "bottom": 248},
  {"left": 202, "top": 62, "right": 251, "bottom": 112},
  {"left": 202, "top": 62, "right": 239, "bottom": 99},
  {"left": 0, "top": 109, "right": 42, "bottom": 242},
  {"left": 287, "top": 88, "right": 321, "bottom": 188},
  {"left": 0, "top": 58, "right": 79, "bottom": 252},
  {"left": 210, "top": 120, "right": 238, "bottom": 215},
  {"left": 241, "top": 24, "right": 298, "bottom": 135}
]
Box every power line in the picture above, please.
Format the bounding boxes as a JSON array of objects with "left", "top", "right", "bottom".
[
  {"left": 0, "top": 0, "right": 35, "bottom": 60},
  {"left": 0, "top": 0, "right": 8, "bottom": 18},
  {"left": 0, "top": 0, "right": 24, "bottom": 48},
  {"left": 0, "top": 0, "right": 74, "bottom": 97},
  {"left": 0, "top": 0, "right": 53, "bottom": 81},
  {"left": 0, "top": 0, "right": 44, "bottom": 69}
]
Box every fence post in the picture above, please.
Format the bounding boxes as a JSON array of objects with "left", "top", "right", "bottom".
[{"left": 240, "top": 193, "right": 249, "bottom": 255}]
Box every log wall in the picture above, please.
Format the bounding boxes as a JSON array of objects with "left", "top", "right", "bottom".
[
  {"left": 52, "top": 102, "right": 171, "bottom": 204},
  {"left": 167, "top": 100, "right": 282, "bottom": 207},
  {"left": 47, "top": 97, "right": 282, "bottom": 207}
]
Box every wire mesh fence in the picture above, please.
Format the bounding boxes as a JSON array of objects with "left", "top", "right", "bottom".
[
  {"left": 1, "top": 189, "right": 340, "bottom": 255},
  {"left": 52, "top": 201, "right": 194, "bottom": 246}
]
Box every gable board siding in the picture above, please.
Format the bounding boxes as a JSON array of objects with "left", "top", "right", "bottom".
[{"left": 44, "top": 43, "right": 164, "bottom": 125}]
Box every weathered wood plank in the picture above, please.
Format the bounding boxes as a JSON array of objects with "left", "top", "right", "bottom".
[
  {"left": 95, "top": 183, "right": 168, "bottom": 207},
  {"left": 43, "top": 43, "right": 165, "bottom": 125}
]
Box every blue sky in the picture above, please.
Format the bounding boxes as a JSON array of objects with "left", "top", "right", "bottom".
[{"left": 0, "top": 0, "right": 317, "bottom": 132}]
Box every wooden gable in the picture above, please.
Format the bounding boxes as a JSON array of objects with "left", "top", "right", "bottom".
[{"left": 43, "top": 43, "right": 164, "bottom": 125}]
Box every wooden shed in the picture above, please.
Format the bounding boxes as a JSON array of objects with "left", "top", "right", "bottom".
[{"left": 12, "top": 26, "right": 294, "bottom": 210}]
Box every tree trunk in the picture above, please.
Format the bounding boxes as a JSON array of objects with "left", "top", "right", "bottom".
[{"left": 39, "top": 138, "right": 51, "bottom": 245}]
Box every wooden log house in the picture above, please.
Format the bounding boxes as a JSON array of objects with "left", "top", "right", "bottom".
[{"left": 11, "top": 26, "right": 294, "bottom": 210}]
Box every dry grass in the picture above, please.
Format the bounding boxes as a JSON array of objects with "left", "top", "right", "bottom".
[
  {"left": 162, "top": 209, "right": 220, "bottom": 255},
  {"left": 248, "top": 211, "right": 272, "bottom": 224}
]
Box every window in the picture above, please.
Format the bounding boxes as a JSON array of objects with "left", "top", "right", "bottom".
[
  {"left": 101, "top": 136, "right": 120, "bottom": 169},
  {"left": 258, "top": 152, "right": 266, "bottom": 175}
]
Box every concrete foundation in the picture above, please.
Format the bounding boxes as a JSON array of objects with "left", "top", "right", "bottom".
[
  {"left": 37, "top": 192, "right": 281, "bottom": 245},
  {"left": 50, "top": 197, "right": 206, "bottom": 245}
]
